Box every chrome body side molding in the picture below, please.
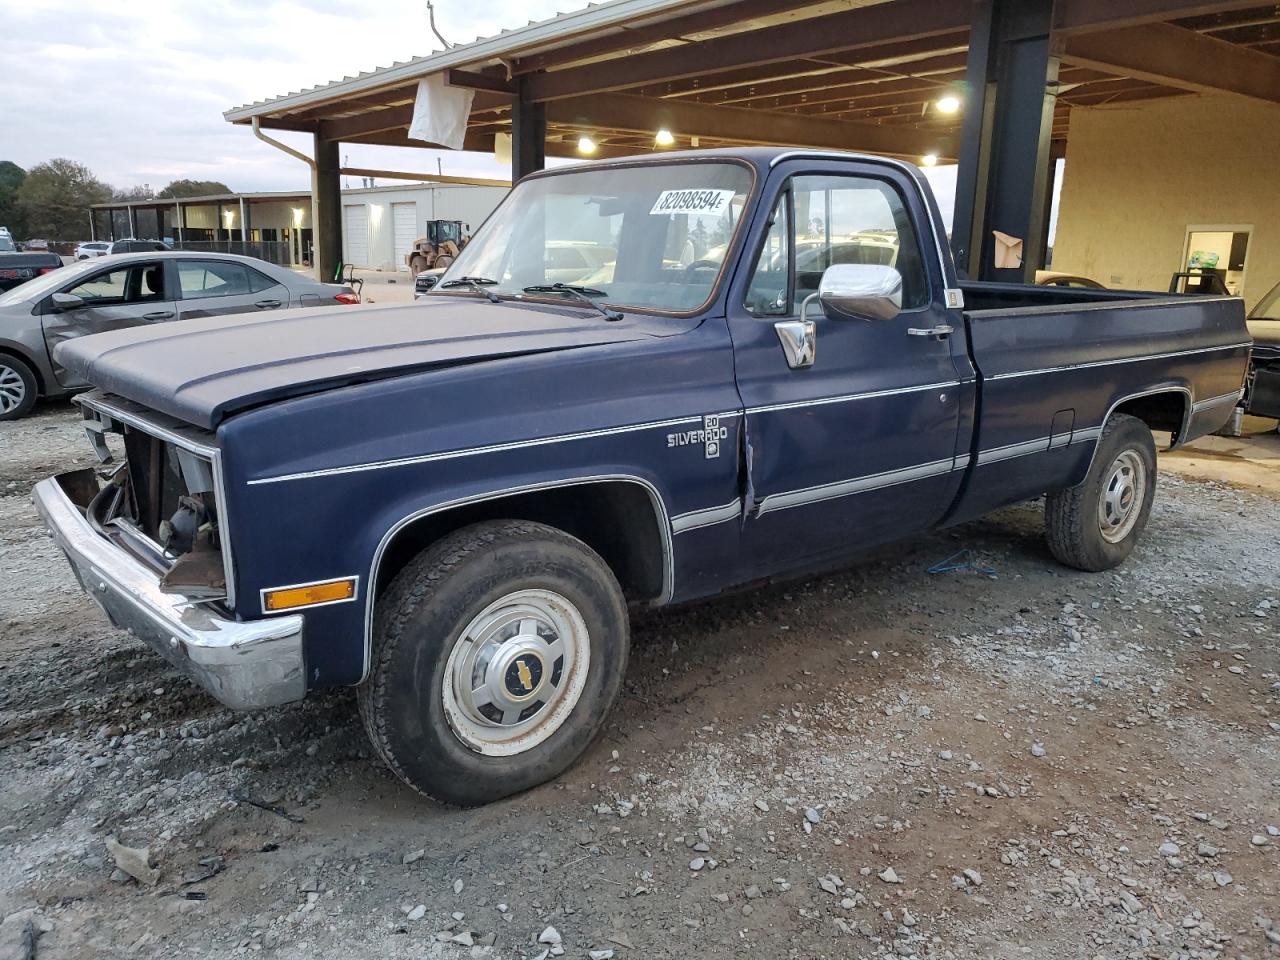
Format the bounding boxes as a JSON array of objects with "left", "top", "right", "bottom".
[{"left": 671, "top": 499, "right": 743, "bottom": 534}]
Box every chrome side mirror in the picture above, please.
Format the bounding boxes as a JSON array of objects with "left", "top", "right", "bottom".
[
  {"left": 818, "top": 264, "right": 902, "bottom": 321},
  {"left": 51, "top": 292, "right": 85, "bottom": 312}
]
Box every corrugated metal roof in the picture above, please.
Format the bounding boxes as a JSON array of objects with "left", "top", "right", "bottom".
[
  {"left": 223, "top": 0, "right": 718, "bottom": 122},
  {"left": 92, "top": 191, "right": 313, "bottom": 209}
]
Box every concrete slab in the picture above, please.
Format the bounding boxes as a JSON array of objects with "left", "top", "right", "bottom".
[{"left": 1163, "top": 415, "right": 1280, "bottom": 496}]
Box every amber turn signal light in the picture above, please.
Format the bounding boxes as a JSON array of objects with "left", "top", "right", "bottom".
[{"left": 262, "top": 578, "right": 357, "bottom": 612}]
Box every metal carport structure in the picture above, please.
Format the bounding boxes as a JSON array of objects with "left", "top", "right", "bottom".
[{"left": 224, "top": 0, "right": 1280, "bottom": 285}]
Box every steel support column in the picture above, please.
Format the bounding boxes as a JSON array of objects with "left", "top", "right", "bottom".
[
  {"left": 951, "top": 0, "right": 1059, "bottom": 282},
  {"left": 512, "top": 76, "right": 546, "bottom": 181},
  {"left": 312, "top": 135, "right": 343, "bottom": 281}
]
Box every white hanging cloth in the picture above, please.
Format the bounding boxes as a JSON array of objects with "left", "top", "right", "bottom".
[{"left": 408, "top": 74, "right": 475, "bottom": 150}]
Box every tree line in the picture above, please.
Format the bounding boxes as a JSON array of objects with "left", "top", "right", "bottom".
[{"left": 0, "top": 159, "right": 231, "bottom": 241}]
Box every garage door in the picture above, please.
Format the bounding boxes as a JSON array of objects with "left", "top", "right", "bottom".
[
  {"left": 343, "top": 205, "right": 369, "bottom": 268},
  {"left": 392, "top": 202, "right": 418, "bottom": 271}
]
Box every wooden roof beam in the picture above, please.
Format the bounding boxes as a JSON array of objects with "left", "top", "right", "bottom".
[
  {"left": 715, "top": 68, "right": 969, "bottom": 112},
  {"left": 546, "top": 91, "right": 953, "bottom": 157},
  {"left": 512, "top": 0, "right": 826, "bottom": 74},
  {"left": 645, "top": 33, "right": 971, "bottom": 100},
  {"left": 668, "top": 53, "right": 970, "bottom": 107},
  {"left": 1063, "top": 22, "right": 1280, "bottom": 104},
  {"left": 524, "top": 0, "right": 970, "bottom": 102},
  {"left": 1055, "top": 0, "right": 1270, "bottom": 35},
  {"left": 321, "top": 105, "right": 413, "bottom": 140},
  {"left": 281, "top": 85, "right": 418, "bottom": 122}
]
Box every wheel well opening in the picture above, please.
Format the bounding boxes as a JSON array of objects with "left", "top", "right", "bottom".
[
  {"left": 1112, "top": 391, "right": 1188, "bottom": 443},
  {"left": 375, "top": 482, "right": 666, "bottom": 606}
]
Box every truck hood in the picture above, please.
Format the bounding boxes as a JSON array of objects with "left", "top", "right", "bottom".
[{"left": 54, "top": 297, "right": 696, "bottom": 429}]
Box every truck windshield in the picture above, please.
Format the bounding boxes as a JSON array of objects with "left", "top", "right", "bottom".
[{"left": 437, "top": 161, "right": 753, "bottom": 314}]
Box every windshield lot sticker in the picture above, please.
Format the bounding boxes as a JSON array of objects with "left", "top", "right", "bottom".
[{"left": 650, "top": 189, "right": 737, "bottom": 217}]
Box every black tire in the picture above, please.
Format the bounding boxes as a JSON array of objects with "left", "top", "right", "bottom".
[
  {"left": 0, "top": 353, "right": 38, "bottom": 422},
  {"left": 359, "top": 519, "right": 629, "bottom": 806},
  {"left": 1045, "top": 413, "right": 1157, "bottom": 572}
]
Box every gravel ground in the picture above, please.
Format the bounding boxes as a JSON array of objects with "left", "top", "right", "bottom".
[{"left": 2, "top": 401, "right": 1278, "bottom": 960}]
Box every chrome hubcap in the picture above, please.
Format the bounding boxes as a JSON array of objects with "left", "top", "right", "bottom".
[
  {"left": 0, "top": 364, "right": 25, "bottom": 414},
  {"left": 1098, "top": 449, "right": 1146, "bottom": 543},
  {"left": 442, "top": 589, "right": 589, "bottom": 756}
]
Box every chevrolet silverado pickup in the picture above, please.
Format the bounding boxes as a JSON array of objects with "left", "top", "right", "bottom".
[{"left": 34, "top": 148, "right": 1250, "bottom": 806}]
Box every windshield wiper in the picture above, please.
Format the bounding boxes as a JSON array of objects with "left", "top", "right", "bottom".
[
  {"left": 522, "top": 283, "right": 623, "bottom": 321},
  {"left": 439, "top": 276, "right": 501, "bottom": 303}
]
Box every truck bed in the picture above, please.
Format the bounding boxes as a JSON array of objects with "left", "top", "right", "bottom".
[
  {"left": 959, "top": 280, "right": 1171, "bottom": 313},
  {"left": 942, "top": 281, "right": 1250, "bottom": 525}
]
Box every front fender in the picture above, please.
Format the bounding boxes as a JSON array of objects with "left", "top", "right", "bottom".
[{"left": 216, "top": 326, "right": 742, "bottom": 688}]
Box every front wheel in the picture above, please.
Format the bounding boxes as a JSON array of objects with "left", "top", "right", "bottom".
[
  {"left": 1045, "top": 413, "right": 1157, "bottom": 571},
  {"left": 359, "top": 520, "right": 629, "bottom": 806},
  {"left": 0, "top": 354, "right": 38, "bottom": 421}
]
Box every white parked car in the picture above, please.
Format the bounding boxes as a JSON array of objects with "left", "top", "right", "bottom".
[{"left": 75, "top": 241, "right": 112, "bottom": 260}]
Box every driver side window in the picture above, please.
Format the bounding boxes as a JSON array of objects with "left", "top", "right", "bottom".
[
  {"left": 68, "top": 268, "right": 129, "bottom": 305},
  {"left": 744, "top": 174, "right": 929, "bottom": 316},
  {"left": 67, "top": 263, "right": 165, "bottom": 306}
]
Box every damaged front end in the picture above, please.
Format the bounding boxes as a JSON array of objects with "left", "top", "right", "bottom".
[
  {"left": 35, "top": 391, "right": 304, "bottom": 709},
  {"left": 75, "top": 392, "right": 235, "bottom": 605}
]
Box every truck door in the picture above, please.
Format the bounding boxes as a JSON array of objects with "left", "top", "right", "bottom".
[{"left": 728, "top": 161, "right": 967, "bottom": 569}]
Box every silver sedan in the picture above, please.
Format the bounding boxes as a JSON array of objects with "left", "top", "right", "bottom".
[{"left": 0, "top": 251, "right": 358, "bottom": 420}]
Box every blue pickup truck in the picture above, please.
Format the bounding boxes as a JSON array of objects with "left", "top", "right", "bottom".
[{"left": 34, "top": 148, "right": 1250, "bottom": 805}]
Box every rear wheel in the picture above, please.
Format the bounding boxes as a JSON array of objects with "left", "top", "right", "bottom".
[
  {"left": 1045, "top": 413, "right": 1157, "bottom": 571},
  {"left": 0, "top": 354, "right": 37, "bottom": 421},
  {"left": 359, "top": 520, "right": 629, "bottom": 806}
]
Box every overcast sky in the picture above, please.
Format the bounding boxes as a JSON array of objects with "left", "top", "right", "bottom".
[{"left": 3, "top": 0, "right": 982, "bottom": 227}]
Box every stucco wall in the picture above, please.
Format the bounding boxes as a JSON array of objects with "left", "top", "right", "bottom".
[{"left": 1052, "top": 94, "right": 1280, "bottom": 311}]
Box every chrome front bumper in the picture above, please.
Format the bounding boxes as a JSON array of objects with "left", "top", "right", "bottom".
[{"left": 33, "top": 471, "right": 305, "bottom": 710}]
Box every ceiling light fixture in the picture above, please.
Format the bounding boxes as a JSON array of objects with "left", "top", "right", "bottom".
[
  {"left": 654, "top": 128, "right": 675, "bottom": 147},
  {"left": 935, "top": 95, "right": 962, "bottom": 115},
  {"left": 577, "top": 135, "right": 597, "bottom": 154},
  {"left": 920, "top": 153, "right": 939, "bottom": 167}
]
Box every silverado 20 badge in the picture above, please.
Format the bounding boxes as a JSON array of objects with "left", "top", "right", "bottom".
[{"left": 668, "top": 415, "right": 729, "bottom": 459}]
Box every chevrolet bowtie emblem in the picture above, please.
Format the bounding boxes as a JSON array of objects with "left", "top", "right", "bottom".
[{"left": 516, "top": 659, "right": 534, "bottom": 692}]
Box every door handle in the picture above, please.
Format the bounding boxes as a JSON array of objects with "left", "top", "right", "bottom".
[
  {"left": 142, "top": 311, "right": 175, "bottom": 321},
  {"left": 907, "top": 324, "right": 954, "bottom": 339},
  {"left": 775, "top": 319, "right": 816, "bottom": 369},
  {"left": 254, "top": 299, "right": 282, "bottom": 309}
]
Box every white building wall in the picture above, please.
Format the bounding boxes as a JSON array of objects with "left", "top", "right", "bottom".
[
  {"left": 249, "top": 200, "right": 311, "bottom": 231},
  {"left": 337, "top": 184, "right": 508, "bottom": 270}
]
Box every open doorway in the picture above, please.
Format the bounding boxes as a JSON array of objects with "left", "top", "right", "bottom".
[{"left": 1183, "top": 225, "right": 1251, "bottom": 296}]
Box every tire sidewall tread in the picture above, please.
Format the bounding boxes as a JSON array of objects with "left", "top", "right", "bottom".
[
  {"left": 359, "top": 520, "right": 628, "bottom": 807},
  {"left": 1045, "top": 413, "right": 1157, "bottom": 572}
]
